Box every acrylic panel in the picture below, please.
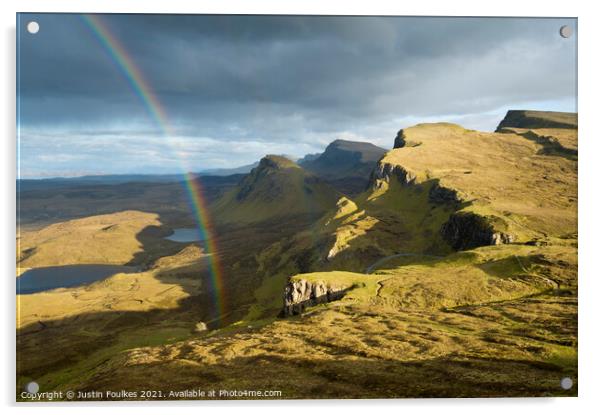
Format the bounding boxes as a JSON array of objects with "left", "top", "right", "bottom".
[{"left": 16, "top": 13, "right": 578, "bottom": 401}]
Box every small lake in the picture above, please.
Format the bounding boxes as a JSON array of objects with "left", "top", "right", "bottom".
[
  {"left": 164, "top": 228, "right": 204, "bottom": 243},
  {"left": 17, "top": 264, "right": 136, "bottom": 295}
]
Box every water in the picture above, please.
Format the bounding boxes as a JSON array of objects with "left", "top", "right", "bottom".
[
  {"left": 17, "top": 264, "right": 136, "bottom": 295},
  {"left": 164, "top": 228, "right": 204, "bottom": 242}
]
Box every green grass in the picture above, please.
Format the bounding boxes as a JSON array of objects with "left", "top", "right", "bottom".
[{"left": 211, "top": 157, "right": 340, "bottom": 224}]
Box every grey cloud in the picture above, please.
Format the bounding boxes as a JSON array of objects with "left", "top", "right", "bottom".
[{"left": 17, "top": 14, "right": 577, "bottom": 177}]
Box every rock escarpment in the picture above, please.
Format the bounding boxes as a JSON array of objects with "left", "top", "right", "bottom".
[
  {"left": 370, "top": 153, "right": 513, "bottom": 251},
  {"left": 393, "top": 129, "right": 406, "bottom": 148},
  {"left": 428, "top": 183, "right": 461, "bottom": 205},
  {"left": 441, "top": 212, "right": 514, "bottom": 250},
  {"left": 498, "top": 128, "right": 578, "bottom": 158},
  {"left": 282, "top": 279, "right": 350, "bottom": 316},
  {"left": 369, "top": 161, "right": 417, "bottom": 190},
  {"left": 393, "top": 129, "right": 422, "bottom": 149}
]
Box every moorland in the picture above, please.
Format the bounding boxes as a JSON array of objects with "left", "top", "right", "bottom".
[{"left": 17, "top": 110, "right": 578, "bottom": 399}]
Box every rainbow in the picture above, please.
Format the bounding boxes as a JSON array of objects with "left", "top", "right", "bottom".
[{"left": 80, "top": 14, "right": 227, "bottom": 321}]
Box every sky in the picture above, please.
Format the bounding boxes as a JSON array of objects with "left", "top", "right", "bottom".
[{"left": 17, "top": 14, "right": 577, "bottom": 178}]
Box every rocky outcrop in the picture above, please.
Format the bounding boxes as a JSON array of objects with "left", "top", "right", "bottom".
[
  {"left": 441, "top": 212, "right": 514, "bottom": 250},
  {"left": 282, "top": 279, "right": 350, "bottom": 316},
  {"left": 428, "top": 183, "right": 461, "bottom": 205},
  {"left": 393, "top": 129, "right": 406, "bottom": 148},
  {"left": 370, "top": 161, "right": 461, "bottom": 207},
  {"left": 194, "top": 321, "right": 208, "bottom": 333},
  {"left": 393, "top": 128, "right": 422, "bottom": 149},
  {"left": 369, "top": 161, "right": 417, "bottom": 190}
]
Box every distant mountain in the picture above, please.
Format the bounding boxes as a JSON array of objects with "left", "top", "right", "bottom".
[
  {"left": 297, "top": 153, "right": 321, "bottom": 164},
  {"left": 18, "top": 161, "right": 258, "bottom": 192},
  {"left": 17, "top": 173, "right": 191, "bottom": 192},
  {"left": 299, "top": 139, "right": 387, "bottom": 195},
  {"left": 211, "top": 155, "right": 340, "bottom": 224},
  {"left": 198, "top": 162, "right": 258, "bottom": 176}
]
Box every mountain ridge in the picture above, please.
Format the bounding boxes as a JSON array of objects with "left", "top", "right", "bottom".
[
  {"left": 211, "top": 155, "right": 340, "bottom": 224},
  {"left": 300, "top": 139, "right": 387, "bottom": 196}
]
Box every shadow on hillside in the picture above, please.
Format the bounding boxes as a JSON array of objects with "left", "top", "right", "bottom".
[
  {"left": 321, "top": 179, "right": 463, "bottom": 274},
  {"left": 16, "top": 211, "right": 334, "bottom": 391},
  {"left": 60, "top": 350, "right": 576, "bottom": 400},
  {"left": 17, "top": 176, "right": 243, "bottom": 228}
]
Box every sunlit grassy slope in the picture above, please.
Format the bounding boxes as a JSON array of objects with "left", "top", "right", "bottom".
[
  {"left": 380, "top": 122, "right": 577, "bottom": 242},
  {"left": 496, "top": 110, "right": 577, "bottom": 131},
  {"left": 67, "top": 243, "right": 577, "bottom": 398},
  {"left": 17, "top": 242, "right": 209, "bottom": 393},
  {"left": 245, "top": 116, "right": 577, "bottom": 320},
  {"left": 211, "top": 155, "right": 340, "bottom": 224},
  {"left": 17, "top": 211, "right": 170, "bottom": 269}
]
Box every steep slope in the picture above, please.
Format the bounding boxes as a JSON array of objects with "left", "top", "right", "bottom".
[
  {"left": 210, "top": 155, "right": 340, "bottom": 224},
  {"left": 381, "top": 121, "right": 577, "bottom": 247},
  {"left": 495, "top": 110, "right": 577, "bottom": 131},
  {"left": 495, "top": 110, "right": 577, "bottom": 160},
  {"left": 300, "top": 139, "right": 387, "bottom": 195},
  {"left": 244, "top": 114, "right": 578, "bottom": 319}
]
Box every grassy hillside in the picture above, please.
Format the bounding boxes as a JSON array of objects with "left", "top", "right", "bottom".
[
  {"left": 496, "top": 110, "right": 577, "bottom": 131},
  {"left": 243, "top": 117, "right": 577, "bottom": 320},
  {"left": 17, "top": 211, "right": 182, "bottom": 269},
  {"left": 211, "top": 155, "right": 340, "bottom": 224},
  {"left": 17, "top": 244, "right": 210, "bottom": 393},
  {"left": 380, "top": 122, "right": 577, "bottom": 243},
  {"left": 16, "top": 111, "right": 578, "bottom": 399},
  {"left": 62, "top": 243, "right": 577, "bottom": 398}
]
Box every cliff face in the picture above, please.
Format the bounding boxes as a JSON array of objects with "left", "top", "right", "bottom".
[
  {"left": 368, "top": 159, "right": 417, "bottom": 189},
  {"left": 369, "top": 159, "right": 508, "bottom": 251},
  {"left": 282, "top": 279, "right": 350, "bottom": 316},
  {"left": 441, "top": 212, "right": 514, "bottom": 250},
  {"left": 393, "top": 129, "right": 406, "bottom": 149}
]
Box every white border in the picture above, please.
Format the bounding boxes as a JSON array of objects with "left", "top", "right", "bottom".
[{"left": 2, "top": 1, "right": 601, "bottom": 414}]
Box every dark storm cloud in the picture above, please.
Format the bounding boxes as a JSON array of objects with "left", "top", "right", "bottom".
[{"left": 17, "top": 14, "right": 577, "bottom": 177}]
